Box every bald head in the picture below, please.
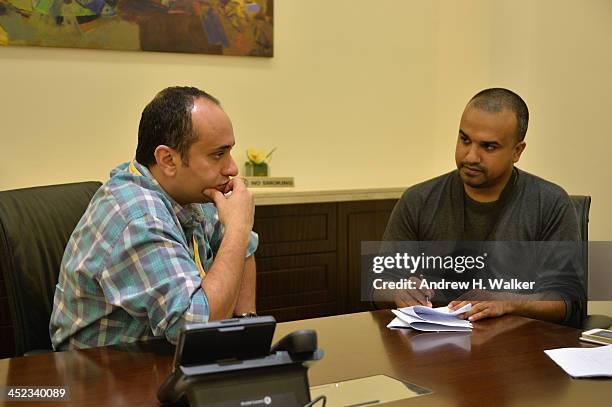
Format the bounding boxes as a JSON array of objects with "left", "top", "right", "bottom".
[
  {"left": 136, "top": 86, "right": 221, "bottom": 167},
  {"left": 468, "top": 88, "right": 529, "bottom": 142}
]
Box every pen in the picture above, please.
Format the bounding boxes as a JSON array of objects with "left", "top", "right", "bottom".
[{"left": 419, "top": 273, "right": 430, "bottom": 305}]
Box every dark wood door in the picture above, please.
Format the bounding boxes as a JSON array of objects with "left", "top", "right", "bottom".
[
  {"left": 337, "top": 199, "right": 397, "bottom": 314},
  {"left": 254, "top": 203, "right": 338, "bottom": 321}
]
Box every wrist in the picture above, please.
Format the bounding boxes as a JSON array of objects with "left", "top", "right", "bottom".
[
  {"left": 222, "top": 225, "right": 251, "bottom": 249},
  {"left": 505, "top": 300, "right": 520, "bottom": 315},
  {"left": 224, "top": 222, "right": 252, "bottom": 238}
]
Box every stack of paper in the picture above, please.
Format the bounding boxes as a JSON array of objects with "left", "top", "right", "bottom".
[
  {"left": 544, "top": 345, "right": 612, "bottom": 378},
  {"left": 387, "top": 303, "right": 473, "bottom": 332}
]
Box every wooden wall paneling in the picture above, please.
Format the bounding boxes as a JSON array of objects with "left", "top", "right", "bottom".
[
  {"left": 255, "top": 253, "right": 338, "bottom": 321},
  {"left": 254, "top": 202, "right": 339, "bottom": 322},
  {"left": 254, "top": 203, "right": 337, "bottom": 258},
  {"left": 337, "top": 200, "right": 398, "bottom": 314}
]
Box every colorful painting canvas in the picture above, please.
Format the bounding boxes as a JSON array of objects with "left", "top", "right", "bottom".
[{"left": 0, "top": 0, "right": 273, "bottom": 56}]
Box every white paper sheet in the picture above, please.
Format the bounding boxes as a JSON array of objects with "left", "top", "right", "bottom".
[
  {"left": 387, "top": 304, "right": 473, "bottom": 332},
  {"left": 544, "top": 344, "right": 612, "bottom": 378},
  {"left": 387, "top": 317, "right": 473, "bottom": 332},
  {"left": 399, "top": 304, "right": 472, "bottom": 323}
]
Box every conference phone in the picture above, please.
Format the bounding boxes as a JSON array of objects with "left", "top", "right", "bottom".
[{"left": 157, "top": 316, "right": 323, "bottom": 407}]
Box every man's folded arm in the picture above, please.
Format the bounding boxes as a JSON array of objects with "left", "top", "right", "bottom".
[
  {"left": 200, "top": 225, "right": 252, "bottom": 320},
  {"left": 532, "top": 239, "right": 586, "bottom": 327},
  {"left": 537, "top": 192, "right": 586, "bottom": 327},
  {"left": 207, "top": 215, "right": 258, "bottom": 318},
  {"left": 232, "top": 255, "right": 257, "bottom": 316},
  {"left": 98, "top": 214, "right": 248, "bottom": 344}
]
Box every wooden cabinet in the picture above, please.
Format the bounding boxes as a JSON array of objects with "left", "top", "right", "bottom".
[
  {"left": 253, "top": 203, "right": 339, "bottom": 321},
  {"left": 254, "top": 203, "right": 337, "bottom": 257},
  {"left": 254, "top": 199, "right": 397, "bottom": 322},
  {"left": 338, "top": 200, "right": 398, "bottom": 314},
  {"left": 256, "top": 253, "right": 338, "bottom": 321}
]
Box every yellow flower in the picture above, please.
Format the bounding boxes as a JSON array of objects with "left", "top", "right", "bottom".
[
  {"left": 247, "top": 148, "right": 268, "bottom": 164},
  {"left": 0, "top": 27, "right": 8, "bottom": 46}
]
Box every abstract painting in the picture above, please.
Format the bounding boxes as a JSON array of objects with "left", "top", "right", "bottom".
[{"left": 0, "top": 0, "right": 273, "bottom": 56}]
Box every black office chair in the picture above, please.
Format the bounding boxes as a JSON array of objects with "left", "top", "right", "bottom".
[
  {"left": 0, "top": 181, "right": 101, "bottom": 356},
  {"left": 569, "top": 195, "right": 612, "bottom": 330}
]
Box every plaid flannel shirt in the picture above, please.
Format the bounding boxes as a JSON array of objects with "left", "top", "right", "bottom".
[{"left": 49, "top": 161, "right": 258, "bottom": 350}]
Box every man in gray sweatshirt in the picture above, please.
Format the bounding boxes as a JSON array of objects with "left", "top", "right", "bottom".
[{"left": 380, "top": 88, "right": 584, "bottom": 327}]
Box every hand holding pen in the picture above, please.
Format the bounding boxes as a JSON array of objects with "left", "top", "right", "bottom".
[{"left": 393, "top": 274, "right": 434, "bottom": 308}]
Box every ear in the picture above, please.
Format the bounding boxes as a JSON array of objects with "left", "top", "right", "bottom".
[
  {"left": 513, "top": 141, "right": 526, "bottom": 163},
  {"left": 153, "top": 145, "right": 180, "bottom": 177}
]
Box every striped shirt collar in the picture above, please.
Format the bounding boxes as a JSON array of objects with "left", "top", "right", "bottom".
[{"left": 126, "top": 160, "right": 205, "bottom": 230}]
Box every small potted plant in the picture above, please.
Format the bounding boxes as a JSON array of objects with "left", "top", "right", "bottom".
[{"left": 245, "top": 147, "right": 275, "bottom": 176}]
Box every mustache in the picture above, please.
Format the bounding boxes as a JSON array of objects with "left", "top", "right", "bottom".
[{"left": 460, "top": 163, "right": 485, "bottom": 172}]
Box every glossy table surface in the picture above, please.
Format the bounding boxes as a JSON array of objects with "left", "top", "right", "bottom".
[{"left": 0, "top": 310, "right": 609, "bottom": 406}]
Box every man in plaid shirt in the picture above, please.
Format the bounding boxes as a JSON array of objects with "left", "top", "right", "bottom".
[{"left": 50, "top": 87, "right": 258, "bottom": 350}]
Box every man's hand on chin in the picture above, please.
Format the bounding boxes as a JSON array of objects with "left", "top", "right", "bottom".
[
  {"left": 204, "top": 177, "right": 254, "bottom": 235},
  {"left": 201, "top": 179, "right": 232, "bottom": 204}
]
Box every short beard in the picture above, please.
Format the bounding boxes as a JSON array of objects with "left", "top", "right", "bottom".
[{"left": 458, "top": 167, "right": 490, "bottom": 189}]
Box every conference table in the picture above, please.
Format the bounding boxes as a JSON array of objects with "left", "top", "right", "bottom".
[{"left": 0, "top": 310, "right": 609, "bottom": 406}]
